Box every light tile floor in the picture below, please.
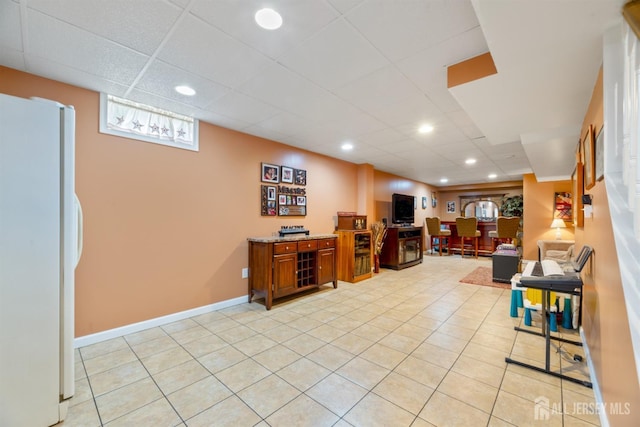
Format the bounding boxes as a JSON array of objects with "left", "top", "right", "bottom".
[{"left": 59, "top": 255, "right": 600, "bottom": 426}]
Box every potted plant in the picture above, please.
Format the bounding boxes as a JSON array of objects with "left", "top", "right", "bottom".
[
  {"left": 500, "top": 194, "right": 524, "bottom": 248},
  {"left": 500, "top": 194, "right": 523, "bottom": 217}
]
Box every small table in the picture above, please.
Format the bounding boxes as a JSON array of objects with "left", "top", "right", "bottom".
[{"left": 505, "top": 273, "right": 591, "bottom": 388}]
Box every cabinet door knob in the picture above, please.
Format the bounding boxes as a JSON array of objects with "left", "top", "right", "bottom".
[{"left": 307, "top": 243, "right": 311, "bottom": 247}]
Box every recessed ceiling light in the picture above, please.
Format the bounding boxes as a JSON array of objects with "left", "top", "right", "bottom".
[
  {"left": 418, "top": 124, "right": 434, "bottom": 134},
  {"left": 465, "top": 158, "right": 476, "bottom": 165},
  {"left": 175, "top": 85, "right": 196, "bottom": 96},
  {"left": 255, "top": 8, "right": 282, "bottom": 30},
  {"left": 341, "top": 143, "right": 354, "bottom": 151},
  {"left": 440, "top": 178, "right": 448, "bottom": 183},
  {"left": 488, "top": 173, "right": 497, "bottom": 179}
]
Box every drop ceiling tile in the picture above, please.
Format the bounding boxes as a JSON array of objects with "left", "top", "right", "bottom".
[
  {"left": 26, "top": 9, "right": 149, "bottom": 86},
  {"left": 431, "top": 142, "right": 483, "bottom": 158},
  {"left": 377, "top": 138, "right": 425, "bottom": 154},
  {"left": 0, "top": 46, "right": 25, "bottom": 71},
  {"left": 25, "top": 56, "right": 130, "bottom": 97},
  {"left": 196, "top": 109, "right": 251, "bottom": 131},
  {"left": 27, "top": 0, "right": 183, "bottom": 55},
  {"left": 190, "top": 0, "right": 339, "bottom": 59},
  {"left": 278, "top": 19, "right": 389, "bottom": 90},
  {"left": 321, "top": 111, "right": 387, "bottom": 137},
  {"left": 327, "top": 0, "right": 365, "bottom": 14},
  {"left": 346, "top": 0, "right": 480, "bottom": 62},
  {"left": 334, "top": 65, "right": 419, "bottom": 111},
  {"left": 241, "top": 125, "right": 292, "bottom": 144},
  {"left": 158, "top": 14, "right": 272, "bottom": 88},
  {"left": 238, "top": 62, "right": 361, "bottom": 122},
  {"left": 205, "top": 92, "right": 281, "bottom": 124},
  {"left": 351, "top": 144, "right": 393, "bottom": 159},
  {"left": 367, "top": 93, "right": 440, "bottom": 128},
  {"left": 358, "top": 128, "right": 407, "bottom": 147},
  {"left": 125, "top": 89, "right": 206, "bottom": 119},
  {"left": 256, "top": 112, "right": 321, "bottom": 138},
  {"left": 0, "top": 0, "right": 22, "bottom": 51},
  {"left": 134, "top": 60, "right": 229, "bottom": 109},
  {"left": 460, "top": 125, "right": 485, "bottom": 140}
]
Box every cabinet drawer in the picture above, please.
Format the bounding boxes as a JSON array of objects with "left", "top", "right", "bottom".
[
  {"left": 274, "top": 242, "right": 297, "bottom": 255},
  {"left": 297, "top": 240, "right": 318, "bottom": 252},
  {"left": 318, "top": 238, "right": 335, "bottom": 249}
]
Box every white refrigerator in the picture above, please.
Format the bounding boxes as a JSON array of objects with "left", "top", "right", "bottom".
[{"left": 0, "top": 94, "right": 83, "bottom": 426}]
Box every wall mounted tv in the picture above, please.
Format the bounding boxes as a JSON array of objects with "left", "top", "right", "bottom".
[{"left": 392, "top": 193, "right": 415, "bottom": 225}]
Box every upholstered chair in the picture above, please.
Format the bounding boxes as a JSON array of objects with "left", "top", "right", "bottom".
[
  {"left": 425, "top": 217, "right": 451, "bottom": 256},
  {"left": 537, "top": 239, "right": 575, "bottom": 263},
  {"left": 488, "top": 216, "right": 521, "bottom": 252},
  {"left": 455, "top": 217, "right": 481, "bottom": 258}
]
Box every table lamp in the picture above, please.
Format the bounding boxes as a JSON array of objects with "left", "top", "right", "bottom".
[{"left": 550, "top": 218, "right": 566, "bottom": 240}]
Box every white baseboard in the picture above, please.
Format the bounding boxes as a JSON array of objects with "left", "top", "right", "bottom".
[
  {"left": 74, "top": 295, "right": 248, "bottom": 348},
  {"left": 580, "top": 327, "right": 609, "bottom": 427}
]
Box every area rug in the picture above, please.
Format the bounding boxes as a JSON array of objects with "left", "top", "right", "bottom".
[{"left": 459, "top": 266, "right": 511, "bottom": 289}]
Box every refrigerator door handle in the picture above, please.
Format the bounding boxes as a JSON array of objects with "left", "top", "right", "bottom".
[{"left": 75, "top": 193, "right": 83, "bottom": 267}]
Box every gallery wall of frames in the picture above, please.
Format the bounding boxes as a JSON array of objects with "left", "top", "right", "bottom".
[{"left": 260, "top": 162, "right": 307, "bottom": 216}]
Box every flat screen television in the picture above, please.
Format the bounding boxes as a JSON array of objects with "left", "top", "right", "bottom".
[{"left": 391, "top": 193, "right": 415, "bottom": 225}]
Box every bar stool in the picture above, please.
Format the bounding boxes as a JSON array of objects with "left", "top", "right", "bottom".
[
  {"left": 488, "top": 216, "right": 520, "bottom": 252},
  {"left": 425, "top": 217, "right": 451, "bottom": 256},
  {"left": 455, "top": 217, "right": 481, "bottom": 258}
]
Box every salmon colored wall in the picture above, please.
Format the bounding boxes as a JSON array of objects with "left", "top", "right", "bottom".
[
  {"left": 521, "top": 175, "right": 573, "bottom": 260},
  {"left": 0, "top": 66, "right": 361, "bottom": 336},
  {"left": 357, "top": 164, "right": 375, "bottom": 221},
  {"left": 577, "top": 68, "right": 640, "bottom": 425}
]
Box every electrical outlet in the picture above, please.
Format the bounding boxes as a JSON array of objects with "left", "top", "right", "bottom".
[{"left": 241, "top": 268, "right": 249, "bottom": 279}]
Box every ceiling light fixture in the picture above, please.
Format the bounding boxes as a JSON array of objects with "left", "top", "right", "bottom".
[
  {"left": 440, "top": 178, "right": 448, "bottom": 183},
  {"left": 341, "top": 143, "right": 354, "bottom": 151},
  {"left": 488, "top": 173, "right": 497, "bottom": 179},
  {"left": 418, "top": 124, "right": 434, "bottom": 134},
  {"left": 465, "top": 158, "right": 476, "bottom": 165},
  {"left": 255, "top": 8, "right": 282, "bottom": 30},
  {"left": 175, "top": 85, "right": 196, "bottom": 96}
]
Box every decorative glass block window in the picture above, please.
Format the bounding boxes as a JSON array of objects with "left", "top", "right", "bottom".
[{"left": 99, "top": 93, "right": 199, "bottom": 151}]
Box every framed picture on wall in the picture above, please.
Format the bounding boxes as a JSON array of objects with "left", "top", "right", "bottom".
[
  {"left": 422, "top": 197, "right": 427, "bottom": 209},
  {"left": 260, "top": 185, "right": 277, "bottom": 216},
  {"left": 554, "top": 192, "right": 572, "bottom": 220},
  {"left": 571, "top": 163, "right": 584, "bottom": 227},
  {"left": 446, "top": 201, "right": 456, "bottom": 213},
  {"left": 281, "top": 166, "right": 294, "bottom": 183},
  {"left": 267, "top": 186, "right": 276, "bottom": 201},
  {"left": 583, "top": 125, "right": 595, "bottom": 190},
  {"left": 261, "top": 163, "right": 279, "bottom": 183},
  {"left": 595, "top": 125, "right": 604, "bottom": 181},
  {"left": 294, "top": 169, "right": 306, "bottom": 185}
]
